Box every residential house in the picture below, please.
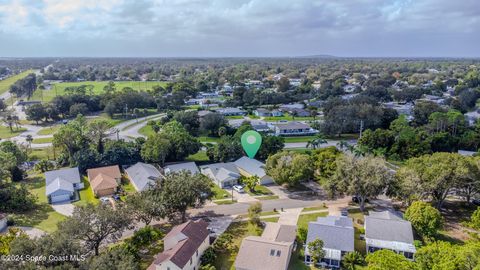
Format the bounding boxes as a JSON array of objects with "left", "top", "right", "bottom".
[
  {"left": 234, "top": 156, "right": 273, "bottom": 185},
  {"left": 279, "top": 103, "right": 304, "bottom": 111},
  {"left": 289, "top": 78, "right": 302, "bottom": 87},
  {"left": 148, "top": 220, "right": 210, "bottom": 270},
  {"left": 252, "top": 123, "right": 271, "bottom": 133},
  {"left": 365, "top": 211, "right": 416, "bottom": 260},
  {"left": 216, "top": 107, "right": 247, "bottom": 116},
  {"left": 125, "top": 162, "right": 162, "bottom": 192},
  {"left": 254, "top": 108, "right": 283, "bottom": 117},
  {"left": 305, "top": 216, "right": 354, "bottom": 268},
  {"left": 235, "top": 222, "right": 297, "bottom": 270},
  {"left": 199, "top": 162, "right": 241, "bottom": 188},
  {"left": 45, "top": 167, "right": 82, "bottom": 203},
  {"left": 86, "top": 165, "right": 121, "bottom": 197},
  {"left": 0, "top": 212, "right": 7, "bottom": 232},
  {"left": 288, "top": 108, "right": 310, "bottom": 117},
  {"left": 272, "top": 121, "right": 318, "bottom": 136},
  {"left": 164, "top": 162, "right": 199, "bottom": 175}
]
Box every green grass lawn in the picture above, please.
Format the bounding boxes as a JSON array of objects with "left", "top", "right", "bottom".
[
  {"left": 302, "top": 205, "right": 328, "bottom": 212},
  {"left": 0, "top": 126, "right": 26, "bottom": 139},
  {"left": 226, "top": 115, "right": 244, "bottom": 119},
  {"left": 32, "top": 137, "right": 53, "bottom": 144},
  {"left": 257, "top": 195, "right": 280, "bottom": 200},
  {"left": 215, "top": 199, "right": 237, "bottom": 205},
  {"left": 297, "top": 212, "right": 328, "bottom": 231},
  {"left": 29, "top": 147, "right": 57, "bottom": 161},
  {"left": 30, "top": 81, "right": 168, "bottom": 102},
  {"left": 348, "top": 208, "right": 369, "bottom": 255},
  {"left": 138, "top": 124, "right": 155, "bottom": 137},
  {"left": 245, "top": 185, "right": 273, "bottom": 196},
  {"left": 283, "top": 136, "right": 317, "bottom": 143},
  {"left": 73, "top": 177, "right": 99, "bottom": 206},
  {"left": 37, "top": 125, "right": 62, "bottom": 135},
  {"left": 214, "top": 221, "right": 263, "bottom": 270},
  {"left": 10, "top": 175, "right": 66, "bottom": 233},
  {"left": 211, "top": 184, "right": 232, "bottom": 200},
  {"left": 261, "top": 217, "right": 280, "bottom": 222},
  {"left": 264, "top": 113, "right": 315, "bottom": 122},
  {"left": 198, "top": 136, "right": 221, "bottom": 143},
  {"left": 186, "top": 151, "right": 210, "bottom": 162},
  {"left": 0, "top": 70, "right": 34, "bottom": 95}
]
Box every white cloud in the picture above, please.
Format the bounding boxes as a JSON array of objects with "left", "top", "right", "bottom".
[{"left": 0, "top": 0, "right": 478, "bottom": 56}]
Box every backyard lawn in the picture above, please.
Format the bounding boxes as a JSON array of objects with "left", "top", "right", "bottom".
[
  {"left": 186, "top": 151, "right": 210, "bottom": 163},
  {"left": 348, "top": 207, "right": 369, "bottom": 255},
  {"left": 214, "top": 221, "right": 263, "bottom": 270}
]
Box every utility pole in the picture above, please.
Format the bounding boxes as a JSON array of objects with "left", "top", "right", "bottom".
[
  {"left": 124, "top": 104, "right": 128, "bottom": 119},
  {"left": 359, "top": 120, "right": 364, "bottom": 138}
]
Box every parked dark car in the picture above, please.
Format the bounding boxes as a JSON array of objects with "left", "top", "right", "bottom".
[{"left": 352, "top": 195, "right": 369, "bottom": 203}]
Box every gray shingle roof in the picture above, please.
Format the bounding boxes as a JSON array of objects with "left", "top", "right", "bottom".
[
  {"left": 164, "top": 162, "right": 199, "bottom": 175},
  {"left": 307, "top": 216, "right": 354, "bottom": 252},
  {"left": 125, "top": 162, "right": 162, "bottom": 191},
  {"left": 199, "top": 162, "right": 240, "bottom": 183},
  {"left": 46, "top": 177, "right": 75, "bottom": 196},
  {"left": 234, "top": 157, "right": 267, "bottom": 178},
  {"left": 45, "top": 167, "right": 81, "bottom": 186},
  {"left": 365, "top": 211, "right": 414, "bottom": 244}
]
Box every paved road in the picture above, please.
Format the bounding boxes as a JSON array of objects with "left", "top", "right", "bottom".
[{"left": 114, "top": 113, "right": 165, "bottom": 140}]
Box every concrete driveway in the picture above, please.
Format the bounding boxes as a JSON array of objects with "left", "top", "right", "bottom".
[
  {"left": 230, "top": 188, "right": 258, "bottom": 203},
  {"left": 207, "top": 216, "right": 234, "bottom": 237},
  {"left": 51, "top": 201, "right": 75, "bottom": 216},
  {"left": 277, "top": 208, "right": 302, "bottom": 225}
]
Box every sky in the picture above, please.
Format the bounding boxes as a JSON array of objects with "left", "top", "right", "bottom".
[{"left": 0, "top": 0, "right": 478, "bottom": 57}]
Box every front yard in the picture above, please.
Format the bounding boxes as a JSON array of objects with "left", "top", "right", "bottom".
[
  {"left": 10, "top": 175, "right": 66, "bottom": 233},
  {"left": 213, "top": 221, "right": 263, "bottom": 270}
]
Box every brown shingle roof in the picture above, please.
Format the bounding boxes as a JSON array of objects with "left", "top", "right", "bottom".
[
  {"left": 90, "top": 173, "right": 118, "bottom": 192},
  {"left": 87, "top": 165, "right": 121, "bottom": 181},
  {"left": 149, "top": 220, "right": 209, "bottom": 269}
]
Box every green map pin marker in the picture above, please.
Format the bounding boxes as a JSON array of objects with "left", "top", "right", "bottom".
[{"left": 241, "top": 130, "right": 262, "bottom": 158}]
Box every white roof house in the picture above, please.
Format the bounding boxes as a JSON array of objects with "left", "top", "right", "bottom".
[
  {"left": 125, "top": 162, "right": 162, "bottom": 192},
  {"left": 305, "top": 216, "right": 354, "bottom": 268},
  {"left": 44, "top": 167, "right": 81, "bottom": 203},
  {"left": 163, "top": 162, "right": 199, "bottom": 175},
  {"left": 234, "top": 156, "right": 273, "bottom": 185},
  {"left": 365, "top": 211, "right": 416, "bottom": 259},
  {"left": 199, "top": 162, "right": 240, "bottom": 188}
]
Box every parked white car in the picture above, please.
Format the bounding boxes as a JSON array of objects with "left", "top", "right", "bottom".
[
  {"left": 100, "top": 197, "right": 110, "bottom": 203},
  {"left": 233, "top": 185, "right": 245, "bottom": 193}
]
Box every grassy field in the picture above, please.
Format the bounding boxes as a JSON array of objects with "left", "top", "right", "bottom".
[
  {"left": 186, "top": 151, "right": 210, "bottom": 163},
  {"left": 301, "top": 205, "right": 328, "bottom": 212},
  {"left": 0, "top": 126, "right": 26, "bottom": 139},
  {"left": 0, "top": 70, "right": 34, "bottom": 95},
  {"left": 37, "top": 125, "right": 62, "bottom": 135},
  {"left": 32, "top": 137, "right": 53, "bottom": 144},
  {"left": 30, "top": 81, "right": 168, "bottom": 102},
  {"left": 283, "top": 136, "right": 317, "bottom": 143},
  {"left": 198, "top": 136, "right": 221, "bottom": 143},
  {"left": 10, "top": 175, "right": 67, "bottom": 233},
  {"left": 214, "top": 221, "right": 263, "bottom": 270}
]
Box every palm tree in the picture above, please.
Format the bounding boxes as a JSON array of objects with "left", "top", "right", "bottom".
[
  {"left": 306, "top": 134, "right": 328, "bottom": 149},
  {"left": 337, "top": 140, "right": 349, "bottom": 150},
  {"left": 26, "top": 134, "right": 33, "bottom": 148},
  {"left": 342, "top": 251, "right": 365, "bottom": 270}
]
